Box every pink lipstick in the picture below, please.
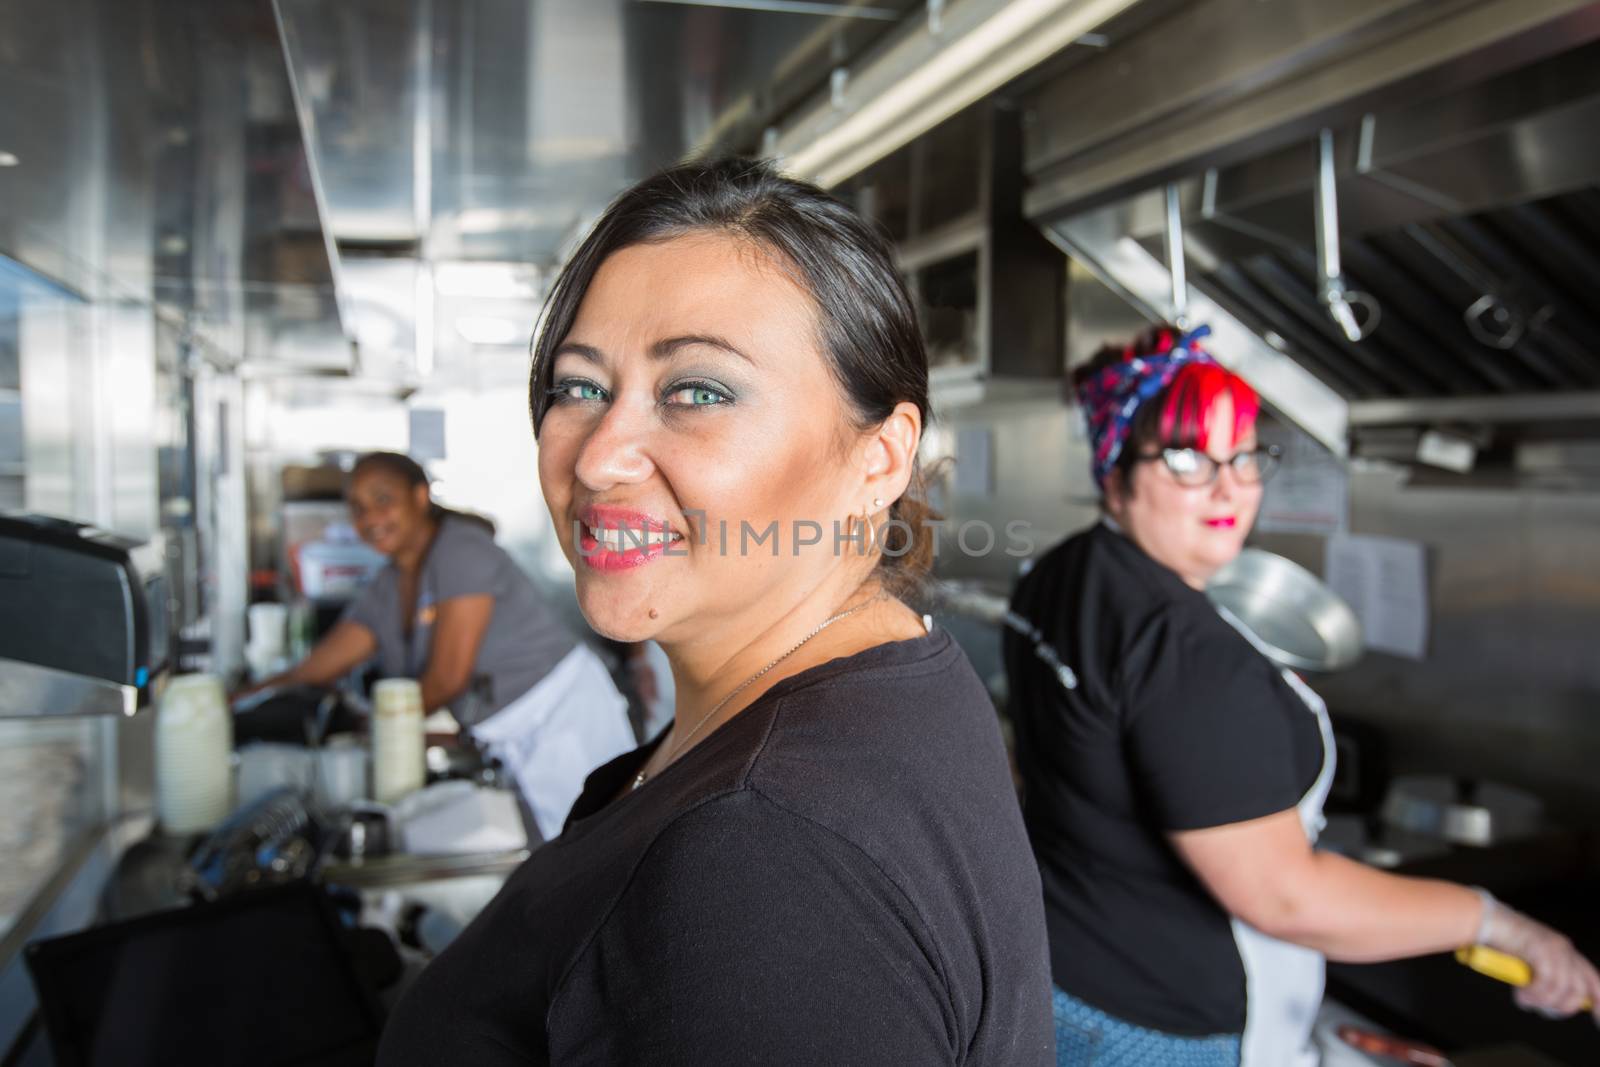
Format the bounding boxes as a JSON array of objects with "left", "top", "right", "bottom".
[{"left": 576, "top": 505, "right": 684, "bottom": 572}]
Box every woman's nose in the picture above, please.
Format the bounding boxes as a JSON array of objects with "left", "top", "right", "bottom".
[
  {"left": 572, "top": 402, "right": 655, "bottom": 492},
  {"left": 1209, "top": 460, "right": 1240, "bottom": 500}
]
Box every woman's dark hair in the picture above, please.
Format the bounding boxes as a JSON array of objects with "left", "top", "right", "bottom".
[
  {"left": 528, "top": 157, "right": 938, "bottom": 597},
  {"left": 350, "top": 452, "right": 496, "bottom": 537}
]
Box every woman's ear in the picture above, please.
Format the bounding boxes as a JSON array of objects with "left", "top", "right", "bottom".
[
  {"left": 1103, "top": 466, "right": 1131, "bottom": 520},
  {"left": 861, "top": 401, "right": 922, "bottom": 506},
  {"left": 412, "top": 483, "right": 433, "bottom": 514}
]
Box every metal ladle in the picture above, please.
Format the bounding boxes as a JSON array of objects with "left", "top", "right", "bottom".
[{"left": 1314, "top": 129, "right": 1381, "bottom": 343}]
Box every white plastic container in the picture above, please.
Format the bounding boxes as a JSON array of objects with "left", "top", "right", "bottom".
[
  {"left": 155, "top": 673, "right": 234, "bottom": 834},
  {"left": 371, "top": 678, "right": 425, "bottom": 804}
]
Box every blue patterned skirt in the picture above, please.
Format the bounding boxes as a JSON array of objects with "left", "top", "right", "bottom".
[{"left": 1052, "top": 986, "right": 1241, "bottom": 1067}]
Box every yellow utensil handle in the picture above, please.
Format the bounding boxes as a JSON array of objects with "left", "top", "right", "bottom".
[
  {"left": 1457, "top": 945, "right": 1594, "bottom": 1010},
  {"left": 1456, "top": 945, "right": 1532, "bottom": 986}
]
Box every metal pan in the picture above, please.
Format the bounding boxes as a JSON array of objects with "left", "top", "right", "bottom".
[{"left": 1206, "top": 548, "right": 1363, "bottom": 673}]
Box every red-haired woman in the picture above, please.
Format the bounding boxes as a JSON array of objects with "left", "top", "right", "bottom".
[{"left": 1004, "top": 325, "right": 1600, "bottom": 1066}]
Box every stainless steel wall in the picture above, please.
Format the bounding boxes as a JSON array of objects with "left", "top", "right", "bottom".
[{"left": 1256, "top": 469, "right": 1600, "bottom": 820}]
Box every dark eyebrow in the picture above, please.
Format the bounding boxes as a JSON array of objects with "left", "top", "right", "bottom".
[
  {"left": 552, "top": 341, "right": 602, "bottom": 363},
  {"left": 552, "top": 335, "right": 753, "bottom": 365},
  {"left": 651, "top": 334, "right": 752, "bottom": 364}
]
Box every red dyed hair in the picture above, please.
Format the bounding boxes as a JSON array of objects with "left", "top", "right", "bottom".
[{"left": 1157, "top": 360, "right": 1261, "bottom": 453}]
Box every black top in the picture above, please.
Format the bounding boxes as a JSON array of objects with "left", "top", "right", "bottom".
[
  {"left": 1002, "top": 522, "right": 1323, "bottom": 1037},
  {"left": 377, "top": 627, "right": 1054, "bottom": 1066}
]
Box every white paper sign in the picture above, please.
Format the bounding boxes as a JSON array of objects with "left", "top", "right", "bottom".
[
  {"left": 409, "top": 407, "right": 447, "bottom": 462},
  {"left": 1257, "top": 425, "right": 1349, "bottom": 535},
  {"left": 954, "top": 426, "right": 994, "bottom": 498},
  {"left": 1324, "top": 534, "right": 1429, "bottom": 660}
]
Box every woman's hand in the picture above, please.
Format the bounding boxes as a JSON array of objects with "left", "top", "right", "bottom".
[
  {"left": 233, "top": 620, "right": 376, "bottom": 707},
  {"left": 229, "top": 678, "right": 274, "bottom": 705},
  {"left": 1480, "top": 898, "right": 1600, "bottom": 1021}
]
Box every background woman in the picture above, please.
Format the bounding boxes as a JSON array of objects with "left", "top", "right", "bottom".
[
  {"left": 376, "top": 158, "right": 1054, "bottom": 1065},
  {"left": 250, "top": 451, "right": 635, "bottom": 839},
  {"left": 1004, "top": 325, "right": 1600, "bottom": 1066}
]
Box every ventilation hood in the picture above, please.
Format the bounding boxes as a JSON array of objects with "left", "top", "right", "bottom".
[{"left": 1021, "top": 0, "right": 1600, "bottom": 457}]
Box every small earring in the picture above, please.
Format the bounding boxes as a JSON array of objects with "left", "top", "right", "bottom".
[
  {"left": 873, "top": 497, "right": 885, "bottom": 508},
  {"left": 854, "top": 507, "right": 878, "bottom": 554}
]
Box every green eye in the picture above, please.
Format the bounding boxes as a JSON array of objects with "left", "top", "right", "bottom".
[
  {"left": 665, "top": 382, "right": 732, "bottom": 407},
  {"left": 549, "top": 379, "right": 606, "bottom": 403}
]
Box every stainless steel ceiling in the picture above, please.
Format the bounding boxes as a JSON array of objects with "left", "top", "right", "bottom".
[
  {"left": 270, "top": 0, "right": 922, "bottom": 376},
  {"left": 0, "top": 0, "right": 347, "bottom": 367},
  {"left": 277, "top": 0, "right": 923, "bottom": 263},
  {"left": 1, "top": 0, "right": 925, "bottom": 378}
]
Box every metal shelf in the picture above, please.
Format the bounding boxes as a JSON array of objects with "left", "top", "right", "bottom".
[{"left": 0, "top": 658, "right": 137, "bottom": 719}]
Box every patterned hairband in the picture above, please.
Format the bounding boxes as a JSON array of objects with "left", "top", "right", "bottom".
[{"left": 1076, "top": 324, "right": 1216, "bottom": 488}]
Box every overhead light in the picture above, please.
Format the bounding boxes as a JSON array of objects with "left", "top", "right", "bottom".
[
  {"left": 0, "top": 151, "right": 19, "bottom": 168},
  {"left": 454, "top": 315, "right": 528, "bottom": 347},
  {"left": 434, "top": 260, "right": 543, "bottom": 300},
  {"left": 775, "top": 0, "right": 1139, "bottom": 188}
]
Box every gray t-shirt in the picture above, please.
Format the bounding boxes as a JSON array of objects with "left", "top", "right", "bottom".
[{"left": 342, "top": 515, "right": 577, "bottom": 726}]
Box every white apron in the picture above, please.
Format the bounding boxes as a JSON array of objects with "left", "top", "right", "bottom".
[
  {"left": 1217, "top": 606, "right": 1337, "bottom": 1067},
  {"left": 468, "top": 643, "right": 635, "bottom": 842}
]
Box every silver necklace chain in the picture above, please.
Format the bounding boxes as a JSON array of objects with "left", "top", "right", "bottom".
[{"left": 631, "top": 593, "right": 884, "bottom": 791}]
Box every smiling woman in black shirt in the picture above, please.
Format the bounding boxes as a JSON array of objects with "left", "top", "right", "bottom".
[{"left": 375, "top": 158, "right": 1053, "bottom": 1066}]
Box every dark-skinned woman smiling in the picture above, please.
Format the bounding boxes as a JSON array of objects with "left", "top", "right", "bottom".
[
  {"left": 375, "top": 159, "right": 1054, "bottom": 1065},
  {"left": 247, "top": 452, "right": 635, "bottom": 840}
]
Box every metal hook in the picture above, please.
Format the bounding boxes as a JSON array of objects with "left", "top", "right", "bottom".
[
  {"left": 1327, "top": 291, "right": 1382, "bottom": 345},
  {"left": 1314, "top": 128, "right": 1380, "bottom": 343},
  {"left": 1464, "top": 294, "right": 1524, "bottom": 350}
]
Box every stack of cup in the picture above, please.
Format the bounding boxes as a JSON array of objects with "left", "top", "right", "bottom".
[
  {"left": 156, "top": 673, "right": 235, "bottom": 834},
  {"left": 372, "top": 678, "right": 425, "bottom": 804}
]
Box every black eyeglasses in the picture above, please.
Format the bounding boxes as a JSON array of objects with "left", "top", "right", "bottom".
[{"left": 1134, "top": 444, "right": 1281, "bottom": 488}]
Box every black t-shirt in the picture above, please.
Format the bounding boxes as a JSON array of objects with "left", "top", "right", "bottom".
[
  {"left": 377, "top": 627, "right": 1054, "bottom": 1066},
  {"left": 1002, "top": 522, "right": 1323, "bottom": 1037}
]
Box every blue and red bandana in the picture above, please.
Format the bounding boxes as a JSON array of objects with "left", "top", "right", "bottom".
[{"left": 1076, "top": 324, "right": 1216, "bottom": 488}]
